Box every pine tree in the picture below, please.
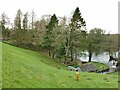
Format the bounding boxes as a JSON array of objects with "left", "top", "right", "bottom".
[
  {"left": 56, "top": 43, "right": 66, "bottom": 60},
  {"left": 1, "top": 13, "right": 10, "bottom": 40},
  {"left": 31, "top": 11, "right": 35, "bottom": 29},
  {"left": 69, "top": 7, "right": 86, "bottom": 61},
  {"left": 23, "top": 12, "right": 28, "bottom": 30},
  {"left": 14, "top": 9, "right": 22, "bottom": 30},
  {"left": 42, "top": 14, "right": 58, "bottom": 57},
  {"left": 1, "top": 13, "right": 6, "bottom": 30}
]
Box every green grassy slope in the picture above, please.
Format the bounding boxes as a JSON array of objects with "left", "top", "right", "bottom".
[{"left": 2, "top": 43, "right": 118, "bottom": 88}]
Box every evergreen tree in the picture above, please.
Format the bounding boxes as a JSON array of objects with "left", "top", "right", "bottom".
[
  {"left": 42, "top": 14, "right": 58, "bottom": 57},
  {"left": 56, "top": 43, "right": 66, "bottom": 60},
  {"left": 23, "top": 12, "right": 28, "bottom": 30},
  {"left": 31, "top": 11, "right": 35, "bottom": 29},
  {"left": 1, "top": 13, "right": 6, "bottom": 30},
  {"left": 1, "top": 13, "right": 10, "bottom": 40},
  {"left": 14, "top": 9, "right": 22, "bottom": 30},
  {"left": 69, "top": 7, "right": 86, "bottom": 61}
]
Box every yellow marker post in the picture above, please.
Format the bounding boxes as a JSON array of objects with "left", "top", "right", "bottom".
[{"left": 76, "top": 70, "right": 79, "bottom": 81}]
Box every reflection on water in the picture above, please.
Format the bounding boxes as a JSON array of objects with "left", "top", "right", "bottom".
[{"left": 77, "top": 52, "right": 118, "bottom": 68}]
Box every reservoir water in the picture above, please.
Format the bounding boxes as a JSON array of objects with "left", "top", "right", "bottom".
[{"left": 77, "top": 52, "right": 118, "bottom": 68}]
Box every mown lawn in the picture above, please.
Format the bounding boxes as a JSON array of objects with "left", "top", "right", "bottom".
[{"left": 2, "top": 42, "right": 118, "bottom": 88}]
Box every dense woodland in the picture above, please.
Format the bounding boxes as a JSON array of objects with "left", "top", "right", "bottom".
[{"left": 0, "top": 7, "right": 119, "bottom": 67}]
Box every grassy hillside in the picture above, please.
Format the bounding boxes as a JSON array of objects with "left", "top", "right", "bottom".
[{"left": 2, "top": 43, "right": 118, "bottom": 88}]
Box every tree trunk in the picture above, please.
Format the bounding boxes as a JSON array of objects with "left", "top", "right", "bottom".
[
  {"left": 64, "top": 57, "right": 67, "bottom": 65},
  {"left": 70, "top": 47, "right": 73, "bottom": 61},
  {"left": 88, "top": 50, "right": 92, "bottom": 62},
  {"left": 52, "top": 51, "right": 55, "bottom": 59},
  {"left": 75, "top": 53, "right": 77, "bottom": 60},
  {"left": 48, "top": 49, "right": 51, "bottom": 57}
]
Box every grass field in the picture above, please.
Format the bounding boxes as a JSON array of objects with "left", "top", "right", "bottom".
[{"left": 2, "top": 42, "right": 118, "bottom": 88}]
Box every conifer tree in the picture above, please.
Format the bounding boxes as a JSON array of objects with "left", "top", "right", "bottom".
[
  {"left": 23, "top": 12, "right": 28, "bottom": 30},
  {"left": 42, "top": 14, "right": 58, "bottom": 57},
  {"left": 69, "top": 7, "right": 86, "bottom": 61},
  {"left": 14, "top": 9, "right": 22, "bottom": 30}
]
